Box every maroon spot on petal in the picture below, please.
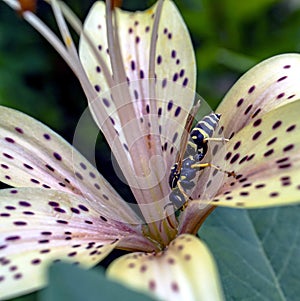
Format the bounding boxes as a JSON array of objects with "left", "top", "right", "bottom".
[
  {"left": 230, "top": 153, "right": 240, "bottom": 164},
  {"left": 149, "top": 280, "right": 156, "bottom": 291},
  {"left": 1, "top": 164, "right": 9, "bottom": 169},
  {"left": 264, "top": 149, "right": 274, "bottom": 157},
  {"left": 38, "top": 240, "right": 49, "bottom": 244},
  {"left": 283, "top": 144, "right": 294, "bottom": 152},
  {"left": 71, "top": 207, "right": 80, "bottom": 214},
  {"left": 54, "top": 207, "right": 66, "bottom": 213},
  {"left": 252, "top": 131, "right": 261, "bottom": 140},
  {"left": 233, "top": 141, "right": 241, "bottom": 150},
  {"left": 31, "top": 259, "right": 41, "bottom": 265},
  {"left": 253, "top": 119, "right": 262, "bottom": 127},
  {"left": 56, "top": 220, "right": 68, "bottom": 224},
  {"left": 75, "top": 172, "right": 83, "bottom": 180},
  {"left": 267, "top": 137, "right": 277, "bottom": 146},
  {"left": 5, "top": 206, "right": 16, "bottom": 210},
  {"left": 288, "top": 94, "right": 295, "bottom": 99},
  {"left": 157, "top": 55, "right": 162, "bottom": 65},
  {"left": 48, "top": 201, "right": 59, "bottom": 207},
  {"left": 14, "top": 273, "right": 22, "bottom": 280},
  {"left": 270, "top": 192, "right": 279, "bottom": 197},
  {"left": 145, "top": 26, "right": 150, "bottom": 32},
  {"left": 240, "top": 191, "right": 249, "bottom": 196},
  {"left": 286, "top": 124, "right": 296, "bottom": 132},
  {"left": 244, "top": 105, "right": 253, "bottom": 115},
  {"left": 0, "top": 213, "right": 10, "bottom": 217},
  {"left": 272, "top": 121, "right": 282, "bottom": 130},
  {"left": 15, "top": 127, "right": 24, "bottom": 134},
  {"left": 276, "top": 157, "right": 289, "bottom": 164},
  {"left": 252, "top": 108, "right": 261, "bottom": 118},
  {"left": 283, "top": 65, "right": 291, "bottom": 69},
  {"left": 23, "top": 163, "right": 33, "bottom": 170},
  {"left": 248, "top": 85, "right": 255, "bottom": 93},
  {"left": 237, "top": 98, "right": 244, "bottom": 107},
  {"left": 45, "top": 164, "right": 55, "bottom": 172},
  {"left": 40, "top": 249, "right": 50, "bottom": 254},
  {"left": 239, "top": 156, "right": 248, "bottom": 164},
  {"left": 13, "top": 221, "right": 27, "bottom": 226},
  {"left": 277, "top": 76, "right": 287, "bottom": 82},
  {"left": 30, "top": 179, "right": 40, "bottom": 184},
  {"left": 135, "top": 36, "right": 140, "bottom": 43},
  {"left": 170, "top": 281, "right": 179, "bottom": 292},
  {"left": 5, "top": 137, "right": 15, "bottom": 143},
  {"left": 53, "top": 152, "right": 62, "bottom": 161},
  {"left": 224, "top": 152, "right": 232, "bottom": 160},
  {"left": 68, "top": 252, "right": 77, "bottom": 257},
  {"left": 94, "top": 85, "right": 101, "bottom": 92},
  {"left": 168, "top": 33, "right": 172, "bottom": 39},
  {"left": 100, "top": 215, "right": 108, "bottom": 222},
  {"left": 182, "top": 78, "right": 188, "bottom": 87},
  {"left": 103, "top": 194, "right": 109, "bottom": 201},
  {"left": 255, "top": 184, "right": 265, "bottom": 189},
  {"left": 23, "top": 211, "right": 34, "bottom": 215},
  {"left": 6, "top": 235, "right": 21, "bottom": 241},
  {"left": 130, "top": 60, "right": 135, "bottom": 71},
  {"left": 247, "top": 154, "right": 255, "bottom": 161},
  {"left": 139, "top": 70, "right": 144, "bottom": 79},
  {"left": 174, "top": 107, "right": 181, "bottom": 117},
  {"left": 78, "top": 204, "right": 89, "bottom": 212},
  {"left": 3, "top": 153, "right": 13, "bottom": 159},
  {"left": 277, "top": 93, "right": 285, "bottom": 99},
  {"left": 43, "top": 134, "right": 51, "bottom": 140},
  {"left": 41, "top": 231, "right": 52, "bottom": 236}
]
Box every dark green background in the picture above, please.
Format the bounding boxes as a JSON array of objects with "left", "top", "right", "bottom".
[{"left": 0, "top": 0, "right": 300, "bottom": 300}]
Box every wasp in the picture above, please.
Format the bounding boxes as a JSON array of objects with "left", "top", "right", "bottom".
[{"left": 167, "top": 112, "right": 233, "bottom": 212}]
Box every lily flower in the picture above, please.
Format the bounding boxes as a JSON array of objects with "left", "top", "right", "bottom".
[{"left": 1, "top": 0, "right": 300, "bottom": 300}]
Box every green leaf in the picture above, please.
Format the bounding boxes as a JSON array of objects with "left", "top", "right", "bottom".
[
  {"left": 40, "top": 263, "right": 157, "bottom": 301},
  {"left": 199, "top": 206, "right": 300, "bottom": 301}
]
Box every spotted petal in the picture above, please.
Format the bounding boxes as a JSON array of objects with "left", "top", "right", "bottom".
[
  {"left": 217, "top": 54, "right": 300, "bottom": 138},
  {"left": 0, "top": 105, "right": 140, "bottom": 224},
  {"left": 211, "top": 100, "right": 300, "bottom": 208},
  {"left": 79, "top": 0, "right": 196, "bottom": 168},
  {"left": 0, "top": 188, "right": 122, "bottom": 300},
  {"left": 107, "top": 234, "right": 224, "bottom": 301}
]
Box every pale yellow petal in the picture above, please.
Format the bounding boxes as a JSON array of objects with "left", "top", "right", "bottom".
[
  {"left": 107, "top": 234, "right": 224, "bottom": 301},
  {"left": 217, "top": 54, "right": 300, "bottom": 138},
  {"left": 211, "top": 100, "right": 300, "bottom": 208}
]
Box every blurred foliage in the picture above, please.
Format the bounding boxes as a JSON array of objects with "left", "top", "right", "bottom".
[{"left": 1, "top": 0, "right": 300, "bottom": 300}]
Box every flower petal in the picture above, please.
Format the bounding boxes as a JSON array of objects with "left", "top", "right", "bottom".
[
  {"left": 0, "top": 105, "right": 140, "bottom": 224},
  {"left": 0, "top": 188, "right": 121, "bottom": 300},
  {"left": 217, "top": 54, "right": 300, "bottom": 138},
  {"left": 107, "top": 234, "right": 224, "bottom": 301},
  {"left": 80, "top": 0, "right": 196, "bottom": 167},
  {"left": 211, "top": 100, "right": 300, "bottom": 208},
  {"left": 79, "top": 0, "right": 196, "bottom": 236}
]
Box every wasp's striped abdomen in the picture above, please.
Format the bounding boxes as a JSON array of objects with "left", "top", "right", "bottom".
[{"left": 190, "top": 113, "right": 221, "bottom": 154}]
